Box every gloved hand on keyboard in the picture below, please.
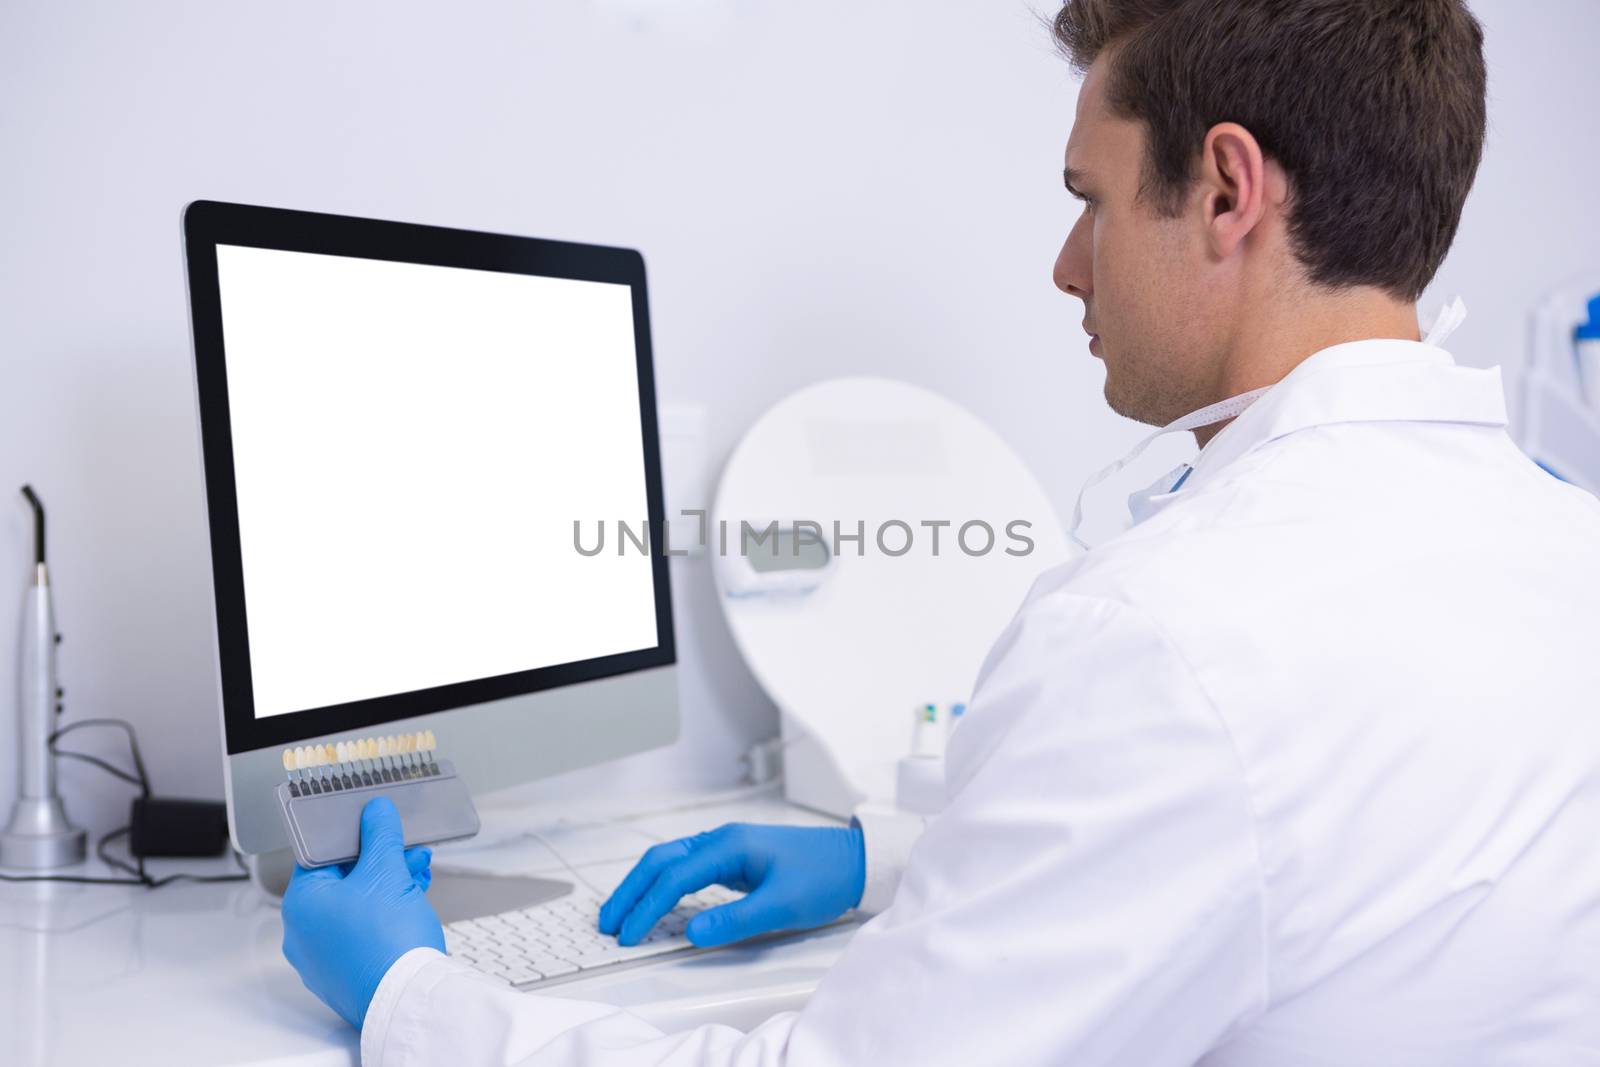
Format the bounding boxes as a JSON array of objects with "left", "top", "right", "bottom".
[
  {"left": 598, "top": 821, "right": 866, "bottom": 948},
  {"left": 281, "top": 796, "right": 445, "bottom": 1029}
]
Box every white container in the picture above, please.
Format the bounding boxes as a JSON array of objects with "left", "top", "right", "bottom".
[
  {"left": 1518, "top": 286, "right": 1600, "bottom": 493},
  {"left": 895, "top": 755, "right": 946, "bottom": 815},
  {"left": 897, "top": 703, "right": 947, "bottom": 813},
  {"left": 1579, "top": 338, "right": 1600, "bottom": 414},
  {"left": 1578, "top": 294, "right": 1600, "bottom": 413}
]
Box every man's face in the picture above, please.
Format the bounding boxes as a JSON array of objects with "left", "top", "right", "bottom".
[{"left": 1054, "top": 56, "right": 1226, "bottom": 426}]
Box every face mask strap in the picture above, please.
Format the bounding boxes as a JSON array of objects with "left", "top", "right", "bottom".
[
  {"left": 1422, "top": 296, "right": 1467, "bottom": 348},
  {"left": 1069, "top": 385, "right": 1272, "bottom": 550}
]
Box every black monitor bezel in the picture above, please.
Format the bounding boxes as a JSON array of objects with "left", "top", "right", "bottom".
[{"left": 183, "top": 200, "right": 676, "bottom": 756}]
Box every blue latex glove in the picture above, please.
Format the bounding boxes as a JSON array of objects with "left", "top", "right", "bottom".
[
  {"left": 598, "top": 821, "right": 865, "bottom": 948},
  {"left": 281, "top": 796, "right": 446, "bottom": 1029}
]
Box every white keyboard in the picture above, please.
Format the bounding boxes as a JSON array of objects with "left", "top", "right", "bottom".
[{"left": 442, "top": 883, "right": 744, "bottom": 989}]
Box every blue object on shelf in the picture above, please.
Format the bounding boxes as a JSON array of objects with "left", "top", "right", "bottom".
[{"left": 1576, "top": 295, "right": 1600, "bottom": 341}]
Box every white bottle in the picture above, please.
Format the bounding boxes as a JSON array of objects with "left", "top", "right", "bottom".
[
  {"left": 944, "top": 702, "right": 967, "bottom": 745},
  {"left": 896, "top": 704, "right": 947, "bottom": 815},
  {"left": 1577, "top": 295, "right": 1600, "bottom": 415}
]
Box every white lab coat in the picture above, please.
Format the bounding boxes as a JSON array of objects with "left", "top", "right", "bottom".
[{"left": 360, "top": 337, "right": 1600, "bottom": 1066}]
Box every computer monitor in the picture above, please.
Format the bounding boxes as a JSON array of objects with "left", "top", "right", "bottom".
[{"left": 183, "top": 201, "right": 678, "bottom": 860}]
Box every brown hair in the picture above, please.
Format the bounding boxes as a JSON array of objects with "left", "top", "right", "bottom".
[{"left": 1053, "top": 0, "right": 1487, "bottom": 301}]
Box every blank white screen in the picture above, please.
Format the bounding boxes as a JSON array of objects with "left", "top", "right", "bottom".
[{"left": 215, "top": 245, "right": 659, "bottom": 720}]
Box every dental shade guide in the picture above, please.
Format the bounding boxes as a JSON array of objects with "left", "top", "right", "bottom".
[{"left": 274, "top": 730, "right": 479, "bottom": 868}]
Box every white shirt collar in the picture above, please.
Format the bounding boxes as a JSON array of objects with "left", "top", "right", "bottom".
[
  {"left": 1186, "top": 338, "right": 1508, "bottom": 488},
  {"left": 1120, "top": 337, "right": 1509, "bottom": 532}
]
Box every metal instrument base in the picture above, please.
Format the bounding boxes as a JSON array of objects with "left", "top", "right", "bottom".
[{"left": 0, "top": 797, "right": 88, "bottom": 869}]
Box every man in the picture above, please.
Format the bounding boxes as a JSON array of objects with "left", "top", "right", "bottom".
[{"left": 282, "top": 1, "right": 1600, "bottom": 1063}]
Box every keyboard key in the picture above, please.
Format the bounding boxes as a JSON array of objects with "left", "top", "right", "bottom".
[
  {"left": 505, "top": 963, "right": 543, "bottom": 985},
  {"left": 529, "top": 958, "right": 579, "bottom": 977},
  {"left": 569, "top": 944, "right": 667, "bottom": 967}
]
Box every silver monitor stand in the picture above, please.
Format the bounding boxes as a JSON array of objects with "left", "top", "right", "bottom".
[{"left": 249, "top": 849, "right": 572, "bottom": 921}]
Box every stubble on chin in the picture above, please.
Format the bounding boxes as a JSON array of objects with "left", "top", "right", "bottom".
[{"left": 1102, "top": 359, "right": 1192, "bottom": 428}]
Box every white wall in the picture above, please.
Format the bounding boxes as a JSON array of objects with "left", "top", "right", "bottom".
[{"left": 1, "top": 0, "right": 1596, "bottom": 838}]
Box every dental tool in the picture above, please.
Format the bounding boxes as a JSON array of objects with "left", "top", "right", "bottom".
[
  {"left": 274, "top": 730, "right": 479, "bottom": 868},
  {"left": 1, "top": 486, "right": 88, "bottom": 869}
]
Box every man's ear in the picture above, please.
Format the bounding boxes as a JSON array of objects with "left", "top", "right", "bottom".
[{"left": 1197, "top": 122, "right": 1271, "bottom": 259}]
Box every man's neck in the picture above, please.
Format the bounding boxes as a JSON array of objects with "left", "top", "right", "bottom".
[{"left": 1192, "top": 288, "right": 1420, "bottom": 448}]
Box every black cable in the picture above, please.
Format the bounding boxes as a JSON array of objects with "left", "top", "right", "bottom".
[
  {"left": 146, "top": 853, "right": 250, "bottom": 887},
  {"left": 0, "top": 866, "right": 146, "bottom": 886},
  {"left": 95, "top": 826, "right": 145, "bottom": 880},
  {"left": 50, "top": 718, "right": 150, "bottom": 797},
  {"left": 0, "top": 719, "right": 248, "bottom": 888},
  {"left": 52, "top": 749, "right": 144, "bottom": 789},
  {"left": 93, "top": 826, "right": 249, "bottom": 887}
]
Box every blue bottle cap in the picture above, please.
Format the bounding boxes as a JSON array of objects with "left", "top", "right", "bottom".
[{"left": 1577, "top": 294, "right": 1600, "bottom": 342}]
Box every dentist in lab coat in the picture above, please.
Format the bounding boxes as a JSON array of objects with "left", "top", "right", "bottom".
[{"left": 282, "top": 1, "right": 1600, "bottom": 1063}]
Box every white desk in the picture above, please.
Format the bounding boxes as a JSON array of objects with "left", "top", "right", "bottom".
[{"left": 0, "top": 787, "right": 857, "bottom": 1067}]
